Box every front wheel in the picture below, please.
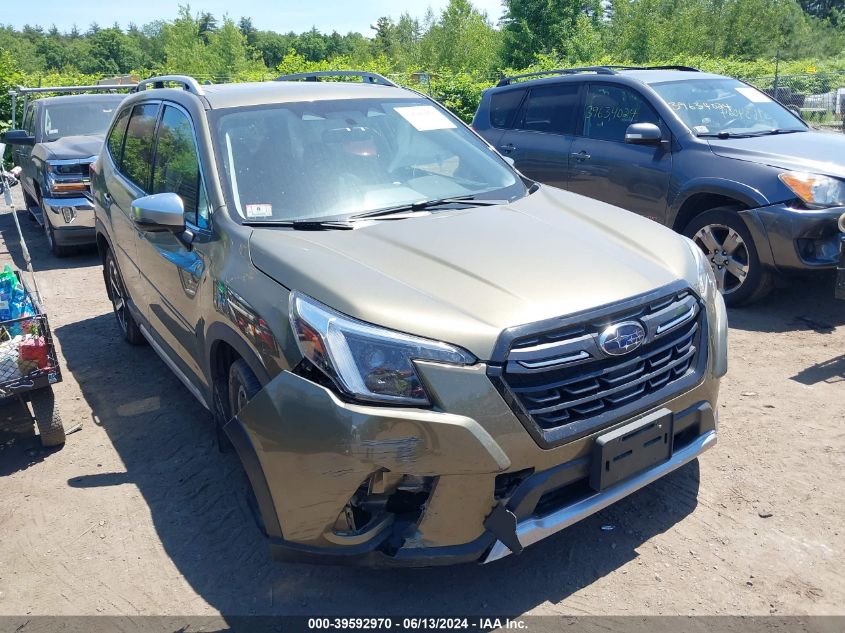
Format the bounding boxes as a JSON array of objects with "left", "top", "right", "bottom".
[
  {"left": 683, "top": 207, "right": 773, "bottom": 307},
  {"left": 44, "top": 213, "right": 72, "bottom": 257},
  {"left": 105, "top": 250, "right": 145, "bottom": 345}
]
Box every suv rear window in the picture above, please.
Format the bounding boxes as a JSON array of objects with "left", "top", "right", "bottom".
[
  {"left": 490, "top": 89, "right": 525, "bottom": 129},
  {"left": 516, "top": 84, "right": 579, "bottom": 136},
  {"left": 121, "top": 103, "right": 160, "bottom": 191}
]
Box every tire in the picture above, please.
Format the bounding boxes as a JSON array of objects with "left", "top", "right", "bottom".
[
  {"left": 683, "top": 207, "right": 773, "bottom": 307},
  {"left": 104, "top": 249, "right": 145, "bottom": 345},
  {"left": 43, "top": 211, "right": 72, "bottom": 257},
  {"left": 31, "top": 387, "right": 65, "bottom": 447},
  {"left": 227, "top": 358, "right": 267, "bottom": 533},
  {"left": 22, "top": 190, "right": 39, "bottom": 223},
  {"left": 228, "top": 358, "right": 262, "bottom": 418}
]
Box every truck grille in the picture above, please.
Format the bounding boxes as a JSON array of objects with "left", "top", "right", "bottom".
[{"left": 491, "top": 287, "right": 706, "bottom": 447}]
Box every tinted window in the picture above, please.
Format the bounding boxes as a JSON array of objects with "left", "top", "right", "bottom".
[
  {"left": 106, "top": 107, "right": 131, "bottom": 163},
  {"left": 121, "top": 104, "right": 159, "bottom": 191},
  {"left": 41, "top": 97, "right": 123, "bottom": 142},
  {"left": 583, "top": 85, "right": 660, "bottom": 142},
  {"left": 23, "top": 107, "right": 35, "bottom": 136},
  {"left": 516, "top": 84, "right": 580, "bottom": 136},
  {"left": 490, "top": 89, "right": 525, "bottom": 129},
  {"left": 152, "top": 105, "right": 207, "bottom": 226}
]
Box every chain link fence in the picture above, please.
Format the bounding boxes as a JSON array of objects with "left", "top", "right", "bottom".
[{"left": 745, "top": 71, "right": 845, "bottom": 132}]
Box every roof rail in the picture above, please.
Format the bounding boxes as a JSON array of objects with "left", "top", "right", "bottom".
[
  {"left": 610, "top": 65, "right": 701, "bottom": 72},
  {"left": 134, "top": 75, "right": 205, "bottom": 96},
  {"left": 496, "top": 67, "right": 617, "bottom": 87},
  {"left": 274, "top": 71, "right": 398, "bottom": 88}
]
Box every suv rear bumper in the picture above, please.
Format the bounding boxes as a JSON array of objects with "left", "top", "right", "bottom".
[
  {"left": 742, "top": 203, "right": 844, "bottom": 271},
  {"left": 225, "top": 364, "right": 719, "bottom": 567}
]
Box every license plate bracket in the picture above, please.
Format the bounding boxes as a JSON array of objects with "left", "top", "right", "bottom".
[{"left": 589, "top": 409, "right": 673, "bottom": 491}]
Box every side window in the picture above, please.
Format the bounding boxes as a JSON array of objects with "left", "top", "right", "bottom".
[
  {"left": 490, "top": 89, "right": 525, "bottom": 129},
  {"left": 152, "top": 105, "right": 208, "bottom": 227},
  {"left": 583, "top": 85, "right": 661, "bottom": 143},
  {"left": 22, "top": 107, "right": 35, "bottom": 135},
  {"left": 121, "top": 103, "right": 160, "bottom": 192},
  {"left": 515, "top": 83, "right": 580, "bottom": 135},
  {"left": 106, "top": 107, "right": 131, "bottom": 163}
]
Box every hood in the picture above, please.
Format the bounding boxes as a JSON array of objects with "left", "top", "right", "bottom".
[
  {"left": 40, "top": 134, "right": 104, "bottom": 161},
  {"left": 707, "top": 131, "right": 845, "bottom": 179},
  {"left": 249, "top": 187, "right": 699, "bottom": 360}
]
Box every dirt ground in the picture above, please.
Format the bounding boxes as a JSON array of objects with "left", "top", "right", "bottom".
[{"left": 0, "top": 184, "right": 843, "bottom": 618}]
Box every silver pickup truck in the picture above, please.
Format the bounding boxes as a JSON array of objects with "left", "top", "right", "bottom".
[{"left": 4, "top": 90, "right": 129, "bottom": 256}]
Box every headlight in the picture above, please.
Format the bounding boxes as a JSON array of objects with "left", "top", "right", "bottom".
[
  {"left": 289, "top": 292, "right": 476, "bottom": 406},
  {"left": 778, "top": 172, "right": 845, "bottom": 209},
  {"left": 685, "top": 237, "right": 718, "bottom": 301}
]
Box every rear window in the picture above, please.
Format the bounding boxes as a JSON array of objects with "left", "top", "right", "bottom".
[
  {"left": 490, "top": 89, "right": 525, "bottom": 129},
  {"left": 517, "top": 84, "right": 580, "bottom": 136}
]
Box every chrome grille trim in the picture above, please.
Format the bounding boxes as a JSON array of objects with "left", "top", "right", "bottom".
[{"left": 488, "top": 284, "right": 708, "bottom": 449}]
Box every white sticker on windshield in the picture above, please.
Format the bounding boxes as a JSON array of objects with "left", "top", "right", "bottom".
[
  {"left": 394, "top": 105, "right": 456, "bottom": 131},
  {"left": 693, "top": 125, "right": 709, "bottom": 134},
  {"left": 736, "top": 87, "right": 771, "bottom": 103},
  {"left": 245, "top": 203, "right": 273, "bottom": 218}
]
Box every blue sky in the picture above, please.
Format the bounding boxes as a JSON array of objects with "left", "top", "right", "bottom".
[{"left": 5, "top": 0, "right": 506, "bottom": 34}]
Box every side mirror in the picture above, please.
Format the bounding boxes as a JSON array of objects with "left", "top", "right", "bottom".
[
  {"left": 131, "top": 193, "right": 186, "bottom": 232},
  {"left": 788, "top": 106, "right": 804, "bottom": 121},
  {"left": 624, "top": 122, "right": 663, "bottom": 145},
  {"left": 3, "top": 130, "right": 35, "bottom": 147}
]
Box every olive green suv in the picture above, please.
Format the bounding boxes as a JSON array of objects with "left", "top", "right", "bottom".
[{"left": 90, "top": 72, "right": 728, "bottom": 566}]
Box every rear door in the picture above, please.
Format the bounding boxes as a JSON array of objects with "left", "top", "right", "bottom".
[
  {"left": 567, "top": 83, "right": 672, "bottom": 223},
  {"left": 497, "top": 82, "right": 581, "bottom": 189},
  {"left": 134, "top": 103, "right": 210, "bottom": 383}
]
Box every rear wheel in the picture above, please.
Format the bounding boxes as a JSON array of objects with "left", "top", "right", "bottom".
[
  {"left": 683, "top": 207, "right": 773, "bottom": 307},
  {"left": 30, "top": 387, "right": 65, "bottom": 447},
  {"left": 105, "top": 250, "right": 145, "bottom": 345}
]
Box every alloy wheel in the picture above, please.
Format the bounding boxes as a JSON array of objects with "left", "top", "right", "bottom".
[
  {"left": 108, "top": 258, "right": 128, "bottom": 333},
  {"left": 693, "top": 223, "right": 750, "bottom": 295}
]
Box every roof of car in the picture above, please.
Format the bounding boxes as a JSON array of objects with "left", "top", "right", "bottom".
[
  {"left": 198, "top": 80, "right": 420, "bottom": 110},
  {"left": 492, "top": 69, "right": 729, "bottom": 91},
  {"left": 33, "top": 93, "right": 128, "bottom": 106}
]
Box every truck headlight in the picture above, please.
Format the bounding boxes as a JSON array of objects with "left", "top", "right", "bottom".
[
  {"left": 779, "top": 172, "right": 845, "bottom": 209},
  {"left": 289, "top": 292, "right": 476, "bottom": 406}
]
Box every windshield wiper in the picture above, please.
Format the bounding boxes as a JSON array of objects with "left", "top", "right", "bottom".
[
  {"left": 242, "top": 219, "right": 354, "bottom": 231},
  {"left": 351, "top": 195, "right": 510, "bottom": 220},
  {"left": 698, "top": 128, "right": 805, "bottom": 139}
]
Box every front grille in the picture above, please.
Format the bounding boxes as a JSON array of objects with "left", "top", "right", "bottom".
[
  {"left": 493, "top": 287, "right": 706, "bottom": 447},
  {"left": 79, "top": 162, "right": 92, "bottom": 179}
]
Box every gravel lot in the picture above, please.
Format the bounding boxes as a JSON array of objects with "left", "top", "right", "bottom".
[{"left": 0, "top": 185, "right": 843, "bottom": 617}]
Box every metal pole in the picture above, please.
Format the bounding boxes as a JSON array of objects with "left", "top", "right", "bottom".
[
  {"left": 10, "top": 92, "right": 16, "bottom": 128},
  {"left": 773, "top": 48, "right": 780, "bottom": 98}
]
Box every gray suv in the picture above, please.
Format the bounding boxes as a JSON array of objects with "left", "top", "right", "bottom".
[
  {"left": 91, "top": 72, "right": 727, "bottom": 566},
  {"left": 473, "top": 66, "right": 845, "bottom": 306}
]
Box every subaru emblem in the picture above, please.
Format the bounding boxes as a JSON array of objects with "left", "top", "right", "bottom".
[{"left": 598, "top": 321, "right": 646, "bottom": 356}]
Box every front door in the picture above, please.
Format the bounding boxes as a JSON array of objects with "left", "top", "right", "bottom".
[
  {"left": 135, "top": 103, "right": 211, "bottom": 384},
  {"left": 567, "top": 83, "right": 673, "bottom": 224},
  {"left": 14, "top": 105, "right": 36, "bottom": 201},
  {"left": 497, "top": 82, "right": 581, "bottom": 190}
]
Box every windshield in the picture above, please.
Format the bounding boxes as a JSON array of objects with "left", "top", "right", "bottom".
[
  {"left": 212, "top": 98, "right": 524, "bottom": 222},
  {"left": 651, "top": 78, "right": 807, "bottom": 136},
  {"left": 42, "top": 97, "right": 125, "bottom": 142}
]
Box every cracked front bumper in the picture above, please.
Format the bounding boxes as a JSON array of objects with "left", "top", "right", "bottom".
[
  {"left": 225, "top": 353, "right": 721, "bottom": 567},
  {"left": 741, "top": 203, "right": 845, "bottom": 271}
]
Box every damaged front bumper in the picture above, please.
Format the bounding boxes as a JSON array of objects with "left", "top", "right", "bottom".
[
  {"left": 740, "top": 203, "right": 845, "bottom": 271},
  {"left": 225, "top": 358, "right": 720, "bottom": 567}
]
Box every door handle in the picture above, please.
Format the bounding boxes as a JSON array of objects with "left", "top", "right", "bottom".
[
  {"left": 570, "top": 151, "right": 591, "bottom": 161},
  {"left": 102, "top": 192, "right": 113, "bottom": 207},
  {"left": 500, "top": 143, "right": 516, "bottom": 154}
]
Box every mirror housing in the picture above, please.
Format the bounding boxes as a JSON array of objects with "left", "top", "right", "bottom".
[
  {"left": 131, "top": 193, "right": 186, "bottom": 232},
  {"left": 624, "top": 122, "right": 663, "bottom": 145},
  {"left": 3, "top": 130, "right": 35, "bottom": 146}
]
